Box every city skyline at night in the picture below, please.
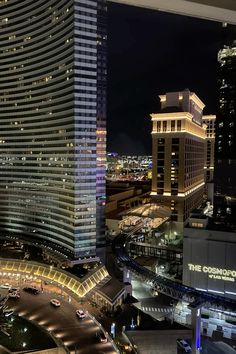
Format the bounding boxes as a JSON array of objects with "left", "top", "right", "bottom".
[
  {"left": 107, "top": 2, "right": 224, "bottom": 155},
  {"left": 1, "top": 2, "right": 236, "bottom": 354}
]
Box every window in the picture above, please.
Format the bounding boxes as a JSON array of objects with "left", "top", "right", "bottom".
[
  {"left": 177, "top": 120, "right": 181, "bottom": 131},
  {"left": 163, "top": 121, "right": 167, "bottom": 132},
  {"left": 172, "top": 138, "right": 179, "bottom": 145},
  {"left": 191, "top": 223, "right": 204, "bottom": 228},
  {"left": 171, "top": 120, "right": 175, "bottom": 131}
]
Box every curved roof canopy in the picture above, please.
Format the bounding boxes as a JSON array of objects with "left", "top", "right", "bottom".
[{"left": 127, "top": 203, "right": 171, "bottom": 219}]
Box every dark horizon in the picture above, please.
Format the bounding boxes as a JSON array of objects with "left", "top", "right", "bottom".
[{"left": 107, "top": 3, "right": 223, "bottom": 155}]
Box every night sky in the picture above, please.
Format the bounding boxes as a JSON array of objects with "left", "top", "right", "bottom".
[{"left": 107, "top": 3, "right": 223, "bottom": 155}]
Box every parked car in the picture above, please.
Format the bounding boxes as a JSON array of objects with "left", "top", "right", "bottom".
[
  {"left": 0, "top": 284, "right": 10, "bottom": 289},
  {"left": 9, "top": 287, "right": 20, "bottom": 294},
  {"left": 177, "top": 339, "right": 192, "bottom": 353},
  {"left": 96, "top": 331, "right": 107, "bottom": 343},
  {"left": 76, "top": 309, "right": 86, "bottom": 319},
  {"left": 50, "top": 299, "right": 61, "bottom": 307},
  {"left": 23, "top": 286, "right": 40, "bottom": 295},
  {"left": 9, "top": 291, "right": 20, "bottom": 299}
]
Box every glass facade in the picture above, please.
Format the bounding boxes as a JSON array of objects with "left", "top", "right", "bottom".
[
  {"left": 96, "top": 0, "right": 107, "bottom": 255},
  {"left": 0, "top": 0, "right": 106, "bottom": 259},
  {"left": 214, "top": 41, "right": 236, "bottom": 224}
]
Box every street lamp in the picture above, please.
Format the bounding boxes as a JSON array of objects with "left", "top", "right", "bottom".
[
  {"left": 130, "top": 318, "right": 135, "bottom": 329},
  {"left": 110, "top": 322, "right": 116, "bottom": 338}
]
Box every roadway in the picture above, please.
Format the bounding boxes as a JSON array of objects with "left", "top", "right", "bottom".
[{"left": 5, "top": 290, "right": 117, "bottom": 354}]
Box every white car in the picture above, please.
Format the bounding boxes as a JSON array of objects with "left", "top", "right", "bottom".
[
  {"left": 76, "top": 309, "right": 86, "bottom": 319},
  {"left": 50, "top": 299, "right": 61, "bottom": 307},
  {"left": 0, "top": 284, "right": 11, "bottom": 289},
  {"left": 177, "top": 339, "right": 192, "bottom": 353}
]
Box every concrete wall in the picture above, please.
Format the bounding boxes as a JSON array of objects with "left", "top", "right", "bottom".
[
  {"left": 206, "top": 182, "right": 214, "bottom": 204},
  {"left": 105, "top": 200, "right": 117, "bottom": 213},
  {"left": 108, "top": 189, "right": 135, "bottom": 202}
]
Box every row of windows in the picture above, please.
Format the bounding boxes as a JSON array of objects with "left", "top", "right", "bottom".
[
  {"left": 0, "top": 0, "right": 106, "bottom": 256},
  {"left": 156, "top": 120, "right": 182, "bottom": 132}
]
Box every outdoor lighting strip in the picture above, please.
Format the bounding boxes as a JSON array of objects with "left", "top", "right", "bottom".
[{"left": 0, "top": 258, "right": 109, "bottom": 298}]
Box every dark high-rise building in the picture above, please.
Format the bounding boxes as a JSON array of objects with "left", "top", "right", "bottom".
[
  {"left": 214, "top": 36, "right": 236, "bottom": 225},
  {"left": 0, "top": 0, "right": 106, "bottom": 261},
  {"left": 202, "top": 115, "right": 215, "bottom": 204}
]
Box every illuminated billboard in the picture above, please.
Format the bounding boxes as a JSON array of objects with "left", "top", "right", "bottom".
[{"left": 183, "top": 227, "right": 236, "bottom": 298}]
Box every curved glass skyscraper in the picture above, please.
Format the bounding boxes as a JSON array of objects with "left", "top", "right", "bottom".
[{"left": 0, "top": 0, "right": 106, "bottom": 259}]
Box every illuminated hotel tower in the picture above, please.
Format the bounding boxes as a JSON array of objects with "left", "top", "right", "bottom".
[
  {"left": 0, "top": 0, "right": 106, "bottom": 260},
  {"left": 151, "top": 90, "right": 206, "bottom": 227}
]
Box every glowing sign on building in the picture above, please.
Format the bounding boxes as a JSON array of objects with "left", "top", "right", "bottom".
[{"left": 188, "top": 263, "right": 236, "bottom": 282}]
